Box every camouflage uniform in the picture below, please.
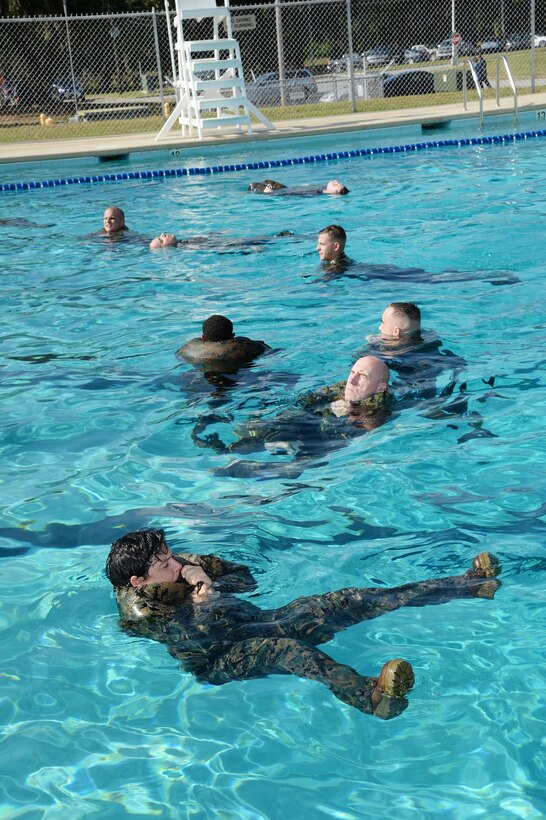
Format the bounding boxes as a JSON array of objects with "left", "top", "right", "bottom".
[
  {"left": 191, "top": 384, "right": 393, "bottom": 457},
  {"left": 115, "top": 553, "right": 499, "bottom": 716},
  {"left": 298, "top": 382, "right": 393, "bottom": 430}
]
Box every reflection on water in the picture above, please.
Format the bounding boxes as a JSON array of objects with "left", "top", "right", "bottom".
[{"left": 0, "top": 133, "right": 545, "bottom": 817}]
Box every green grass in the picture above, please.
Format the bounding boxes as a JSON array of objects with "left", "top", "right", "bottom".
[
  {"left": 254, "top": 84, "right": 544, "bottom": 123},
  {"left": 0, "top": 115, "right": 164, "bottom": 144},
  {"left": 380, "top": 47, "right": 546, "bottom": 80},
  {"left": 0, "top": 49, "right": 544, "bottom": 144}
]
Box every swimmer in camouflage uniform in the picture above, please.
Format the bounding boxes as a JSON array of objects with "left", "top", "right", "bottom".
[
  {"left": 315, "top": 224, "right": 354, "bottom": 275},
  {"left": 178, "top": 315, "right": 271, "bottom": 371},
  {"left": 105, "top": 529, "right": 502, "bottom": 720},
  {"left": 191, "top": 356, "right": 392, "bottom": 461}
]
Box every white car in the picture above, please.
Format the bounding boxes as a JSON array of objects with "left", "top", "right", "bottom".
[{"left": 535, "top": 34, "right": 546, "bottom": 47}]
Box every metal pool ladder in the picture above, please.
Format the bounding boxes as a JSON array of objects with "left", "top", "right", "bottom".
[
  {"left": 462, "top": 56, "right": 518, "bottom": 129},
  {"left": 496, "top": 56, "right": 518, "bottom": 128}
]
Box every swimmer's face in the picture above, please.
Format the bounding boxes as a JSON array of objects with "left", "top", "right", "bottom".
[
  {"left": 103, "top": 207, "right": 125, "bottom": 234},
  {"left": 379, "top": 306, "right": 402, "bottom": 340},
  {"left": 150, "top": 233, "right": 178, "bottom": 249},
  {"left": 316, "top": 231, "right": 342, "bottom": 262},
  {"left": 344, "top": 356, "right": 388, "bottom": 403},
  {"left": 130, "top": 547, "right": 182, "bottom": 587},
  {"left": 324, "top": 180, "right": 347, "bottom": 195}
]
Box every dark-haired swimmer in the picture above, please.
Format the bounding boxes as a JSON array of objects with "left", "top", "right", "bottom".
[
  {"left": 247, "top": 179, "right": 287, "bottom": 192},
  {"left": 178, "top": 315, "right": 271, "bottom": 369},
  {"left": 106, "top": 527, "right": 501, "bottom": 720}
]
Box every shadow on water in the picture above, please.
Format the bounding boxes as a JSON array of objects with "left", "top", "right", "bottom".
[{"left": 2, "top": 498, "right": 546, "bottom": 573}]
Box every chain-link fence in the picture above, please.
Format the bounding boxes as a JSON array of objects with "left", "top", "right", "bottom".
[{"left": 0, "top": 0, "right": 544, "bottom": 144}]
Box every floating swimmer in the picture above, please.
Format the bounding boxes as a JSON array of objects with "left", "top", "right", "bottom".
[
  {"left": 106, "top": 527, "right": 501, "bottom": 720},
  {"left": 248, "top": 179, "right": 350, "bottom": 195}
]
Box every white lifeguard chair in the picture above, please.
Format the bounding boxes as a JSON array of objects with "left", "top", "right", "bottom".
[{"left": 156, "top": 0, "right": 275, "bottom": 141}]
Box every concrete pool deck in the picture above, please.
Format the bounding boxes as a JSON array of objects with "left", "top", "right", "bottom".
[{"left": 1, "top": 91, "right": 546, "bottom": 164}]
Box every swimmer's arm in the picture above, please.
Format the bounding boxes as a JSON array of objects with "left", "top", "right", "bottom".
[
  {"left": 298, "top": 381, "right": 345, "bottom": 409},
  {"left": 173, "top": 553, "right": 258, "bottom": 593},
  {"left": 238, "top": 336, "right": 272, "bottom": 353}
]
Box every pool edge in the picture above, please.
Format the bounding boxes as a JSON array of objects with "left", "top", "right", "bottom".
[{"left": 1, "top": 91, "right": 546, "bottom": 165}]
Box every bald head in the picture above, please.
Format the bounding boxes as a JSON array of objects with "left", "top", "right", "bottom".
[
  {"left": 103, "top": 206, "right": 126, "bottom": 234},
  {"left": 344, "top": 356, "right": 389, "bottom": 404}
]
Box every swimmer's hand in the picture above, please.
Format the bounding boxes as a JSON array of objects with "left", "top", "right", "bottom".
[
  {"left": 180, "top": 564, "right": 212, "bottom": 595},
  {"left": 330, "top": 399, "right": 350, "bottom": 417}
]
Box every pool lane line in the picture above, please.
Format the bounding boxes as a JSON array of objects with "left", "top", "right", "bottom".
[{"left": 1, "top": 128, "right": 546, "bottom": 193}]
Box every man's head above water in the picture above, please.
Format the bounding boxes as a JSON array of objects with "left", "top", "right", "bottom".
[
  {"left": 103, "top": 206, "right": 126, "bottom": 234},
  {"left": 344, "top": 356, "right": 390, "bottom": 404},
  {"left": 379, "top": 303, "right": 421, "bottom": 341},
  {"left": 201, "top": 314, "right": 235, "bottom": 342},
  {"left": 105, "top": 528, "right": 181, "bottom": 588},
  {"left": 323, "top": 180, "right": 349, "bottom": 195},
  {"left": 150, "top": 233, "right": 178, "bottom": 249},
  {"left": 316, "top": 224, "right": 346, "bottom": 263}
]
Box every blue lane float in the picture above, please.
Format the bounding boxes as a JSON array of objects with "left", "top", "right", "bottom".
[{"left": 2, "top": 128, "right": 546, "bottom": 193}]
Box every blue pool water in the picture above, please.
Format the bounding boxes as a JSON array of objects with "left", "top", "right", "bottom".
[{"left": 1, "top": 120, "right": 546, "bottom": 818}]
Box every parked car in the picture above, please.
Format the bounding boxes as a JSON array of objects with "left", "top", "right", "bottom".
[
  {"left": 366, "top": 45, "right": 402, "bottom": 68},
  {"left": 403, "top": 45, "right": 430, "bottom": 64},
  {"left": 246, "top": 69, "right": 318, "bottom": 107},
  {"left": 326, "top": 53, "right": 366, "bottom": 73},
  {"left": 535, "top": 34, "right": 546, "bottom": 47},
  {"left": 383, "top": 70, "right": 434, "bottom": 97},
  {"left": 436, "top": 40, "right": 454, "bottom": 59},
  {"left": 51, "top": 77, "right": 85, "bottom": 102},
  {"left": 505, "top": 33, "right": 531, "bottom": 50},
  {"left": 480, "top": 35, "right": 505, "bottom": 53},
  {"left": 458, "top": 41, "right": 476, "bottom": 56},
  {"left": 436, "top": 39, "right": 474, "bottom": 59},
  {"left": 0, "top": 78, "right": 20, "bottom": 107}
]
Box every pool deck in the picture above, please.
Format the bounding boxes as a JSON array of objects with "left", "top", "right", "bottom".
[{"left": 1, "top": 91, "right": 546, "bottom": 164}]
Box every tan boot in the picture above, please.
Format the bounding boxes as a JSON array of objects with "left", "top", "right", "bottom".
[
  {"left": 371, "top": 659, "right": 414, "bottom": 720},
  {"left": 471, "top": 552, "right": 502, "bottom": 578},
  {"left": 377, "top": 658, "right": 415, "bottom": 698}
]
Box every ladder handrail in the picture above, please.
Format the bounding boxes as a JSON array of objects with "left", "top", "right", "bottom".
[
  {"left": 496, "top": 55, "right": 518, "bottom": 127},
  {"left": 461, "top": 59, "right": 483, "bottom": 127}
]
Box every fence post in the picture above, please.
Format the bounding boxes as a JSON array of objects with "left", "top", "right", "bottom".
[
  {"left": 275, "top": 0, "right": 287, "bottom": 107},
  {"left": 152, "top": 7, "right": 166, "bottom": 122},
  {"left": 530, "top": 0, "right": 535, "bottom": 92},
  {"left": 63, "top": 0, "right": 80, "bottom": 117},
  {"left": 345, "top": 0, "right": 356, "bottom": 112}
]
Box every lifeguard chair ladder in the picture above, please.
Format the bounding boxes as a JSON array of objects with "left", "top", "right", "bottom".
[{"left": 156, "top": 0, "right": 274, "bottom": 141}]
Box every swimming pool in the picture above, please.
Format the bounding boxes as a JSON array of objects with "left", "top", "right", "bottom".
[{"left": 1, "top": 121, "right": 545, "bottom": 818}]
